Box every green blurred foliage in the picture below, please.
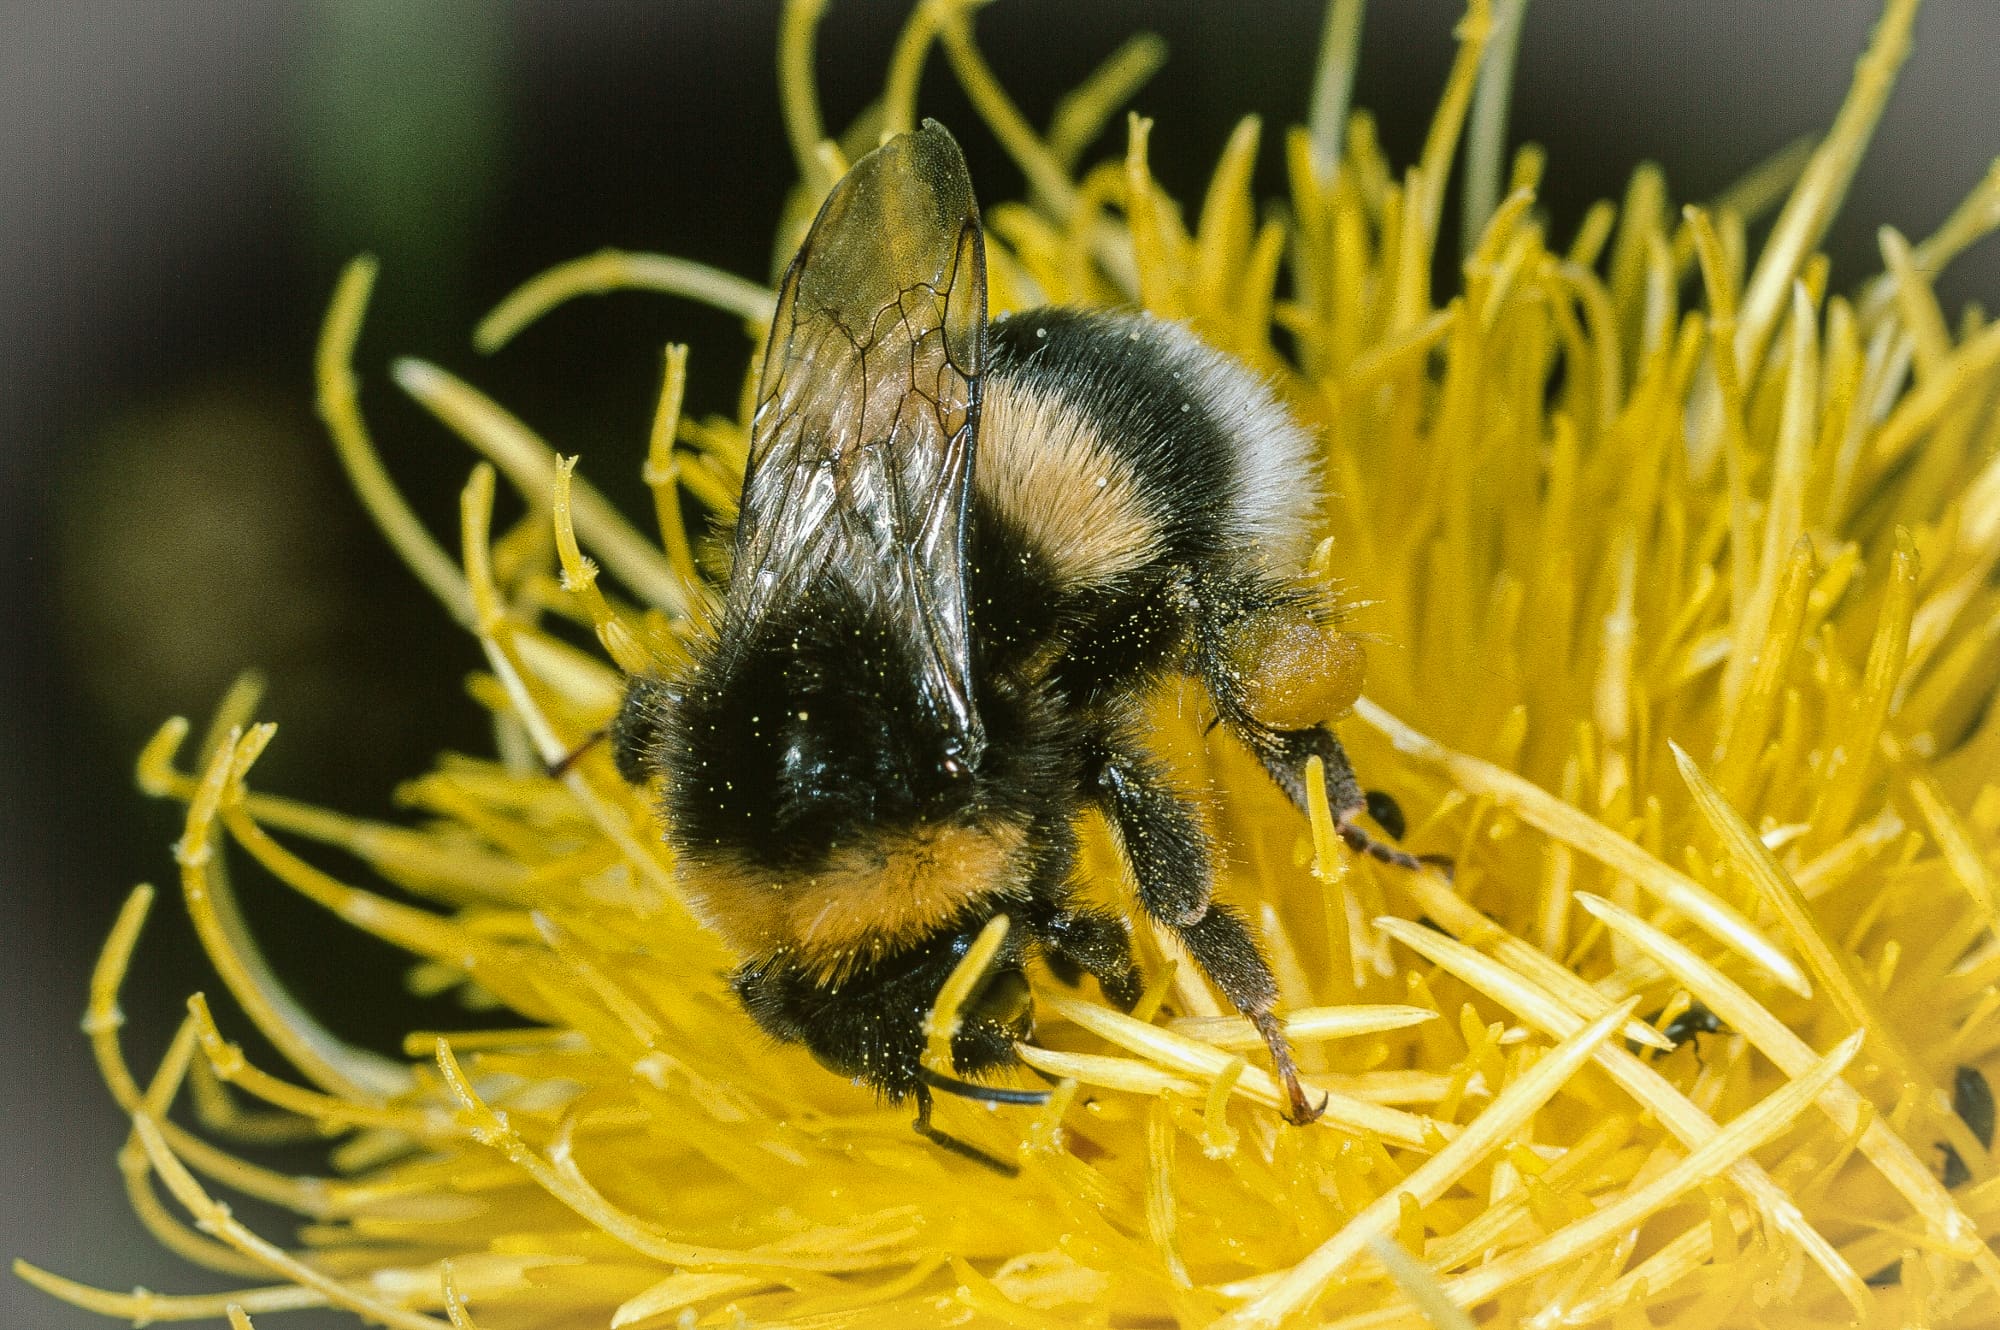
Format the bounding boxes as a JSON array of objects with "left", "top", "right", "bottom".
[{"left": 290, "top": 0, "right": 509, "bottom": 306}]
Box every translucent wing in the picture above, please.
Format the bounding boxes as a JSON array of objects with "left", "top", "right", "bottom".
[{"left": 732, "top": 121, "right": 988, "bottom": 763}]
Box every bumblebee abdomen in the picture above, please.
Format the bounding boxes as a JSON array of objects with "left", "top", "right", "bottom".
[{"left": 980, "top": 308, "right": 1319, "bottom": 586}]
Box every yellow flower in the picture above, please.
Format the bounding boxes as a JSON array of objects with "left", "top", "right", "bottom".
[{"left": 19, "top": 0, "right": 2000, "bottom": 1325}]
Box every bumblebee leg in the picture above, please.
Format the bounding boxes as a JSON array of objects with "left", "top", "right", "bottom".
[
  {"left": 917, "top": 1067, "right": 1050, "bottom": 1105},
  {"left": 1251, "top": 720, "right": 1363, "bottom": 814},
  {"left": 1031, "top": 905, "right": 1141, "bottom": 1009},
  {"left": 1090, "top": 742, "right": 1324, "bottom": 1124},
  {"left": 1235, "top": 722, "right": 1439, "bottom": 876},
  {"left": 1093, "top": 745, "right": 1212, "bottom": 926},
  {"left": 1183, "top": 572, "right": 1447, "bottom": 876},
  {"left": 1184, "top": 903, "right": 1327, "bottom": 1125}
]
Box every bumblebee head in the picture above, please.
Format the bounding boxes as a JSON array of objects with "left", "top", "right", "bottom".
[{"left": 664, "top": 584, "right": 1022, "bottom": 870}]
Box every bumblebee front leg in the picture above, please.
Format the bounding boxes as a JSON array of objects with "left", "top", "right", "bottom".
[{"left": 1088, "top": 738, "right": 1325, "bottom": 1124}]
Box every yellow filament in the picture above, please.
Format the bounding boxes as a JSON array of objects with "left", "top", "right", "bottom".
[
  {"left": 1576, "top": 891, "right": 1995, "bottom": 1270},
  {"left": 175, "top": 736, "right": 411, "bottom": 1103},
  {"left": 133, "top": 1116, "right": 455, "bottom": 1330},
  {"left": 1357, "top": 698, "right": 1810, "bottom": 996},
  {"left": 185, "top": 994, "right": 459, "bottom": 1138},
  {"left": 1734, "top": 0, "right": 1918, "bottom": 374},
  {"left": 1014, "top": 1046, "right": 1198, "bottom": 1098},
  {"left": 395, "top": 359, "right": 692, "bottom": 618},
  {"left": 1202, "top": 1057, "right": 1246, "bottom": 1159},
  {"left": 473, "top": 249, "right": 774, "bottom": 353},
  {"left": 1671, "top": 741, "right": 1925, "bottom": 1085},
  {"left": 1043, "top": 993, "right": 1443, "bottom": 1151},
  {"left": 1169, "top": 1004, "right": 1437, "bottom": 1051},
  {"left": 933, "top": 1, "right": 1076, "bottom": 218},
  {"left": 1144, "top": 1096, "right": 1190, "bottom": 1288},
  {"left": 1362, "top": 1231, "right": 1476, "bottom": 1330},
  {"left": 11, "top": 1264, "right": 329, "bottom": 1324},
  {"left": 923, "top": 913, "right": 1011, "bottom": 1076},
  {"left": 1220, "top": 999, "right": 1636, "bottom": 1327},
  {"left": 777, "top": 0, "right": 832, "bottom": 192},
  {"left": 1306, "top": 0, "right": 1366, "bottom": 176},
  {"left": 1123, "top": 114, "right": 1186, "bottom": 320},
  {"left": 1324, "top": 1035, "right": 1862, "bottom": 1328},
  {"left": 643, "top": 344, "right": 702, "bottom": 592},
  {"left": 1374, "top": 917, "right": 1865, "bottom": 1309},
  {"left": 316, "top": 258, "right": 475, "bottom": 627},
  {"left": 1048, "top": 33, "right": 1167, "bottom": 171}
]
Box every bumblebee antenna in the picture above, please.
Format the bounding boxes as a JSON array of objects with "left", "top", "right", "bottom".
[
  {"left": 546, "top": 728, "right": 607, "bottom": 778},
  {"left": 916, "top": 1066, "right": 1052, "bottom": 1106},
  {"left": 909, "top": 1082, "right": 1022, "bottom": 1176}
]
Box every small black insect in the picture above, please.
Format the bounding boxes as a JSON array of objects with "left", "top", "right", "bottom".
[
  {"left": 1657, "top": 1001, "right": 1724, "bottom": 1049},
  {"left": 1955, "top": 1064, "right": 1995, "bottom": 1150},
  {"left": 1937, "top": 1064, "right": 1994, "bottom": 1191},
  {"left": 611, "top": 123, "right": 1426, "bottom": 1156},
  {"left": 1626, "top": 999, "right": 1725, "bottom": 1057}
]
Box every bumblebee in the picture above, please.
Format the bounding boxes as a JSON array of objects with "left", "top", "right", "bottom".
[{"left": 612, "top": 121, "right": 1420, "bottom": 1149}]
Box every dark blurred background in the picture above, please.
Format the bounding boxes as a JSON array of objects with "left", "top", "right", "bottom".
[{"left": 3, "top": 2, "right": 1994, "bottom": 1325}]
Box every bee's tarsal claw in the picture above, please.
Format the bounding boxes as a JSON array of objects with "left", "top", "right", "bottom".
[{"left": 1251, "top": 1009, "right": 1325, "bottom": 1127}]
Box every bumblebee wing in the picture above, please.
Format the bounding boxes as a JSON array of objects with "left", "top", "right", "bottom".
[{"left": 732, "top": 121, "right": 988, "bottom": 761}]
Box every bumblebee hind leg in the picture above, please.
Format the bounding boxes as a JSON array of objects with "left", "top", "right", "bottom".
[
  {"left": 1088, "top": 737, "right": 1325, "bottom": 1125},
  {"left": 909, "top": 1081, "right": 1021, "bottom": 1176},
  {"left": 1182, "top": 572, "right": 1442, "bottom": 876}
]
